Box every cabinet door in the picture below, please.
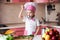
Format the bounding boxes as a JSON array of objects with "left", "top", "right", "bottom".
[
  {"left": 34, "top": 0, "right": 49, "bottom": 3},
  {"left": 3, "top": 0, "right": 11, "bottom": 3},
  {"left": 49, "top": 0, "right": 59, "bottom": 3},
  {"left": 12, "top": 0, "right": 31, "bottom": 3},
  {"left": 12, "top": 0, "right": 19, "bottom": 3},
  {"left": 19, "top": 0, "right": 31, "bottom": 2}
]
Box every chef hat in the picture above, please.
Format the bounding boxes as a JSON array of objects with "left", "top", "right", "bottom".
[
  {"left": 26, "top": 5, "right": 36, "bottom": 12},
  {"left": 24, "top": 2, "right": 37, "bottom": 12}
]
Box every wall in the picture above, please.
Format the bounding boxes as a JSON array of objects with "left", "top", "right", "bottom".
[
  {"left": 0, "top": 3, "right": 1, "bottom": 23},
  {"left": 1, "top": 3, "right": 45, "bottom": 24}
]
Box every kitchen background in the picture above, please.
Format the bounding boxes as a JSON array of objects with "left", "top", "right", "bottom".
[
  {"left": 0, "top": 3, "right": 45, "bottom": 26},
  {"left": 0, "top": 0, "right": 60, "bottom": 40},
  {"left": 0, "top": 2, "right": 60, "bottom": 26}
]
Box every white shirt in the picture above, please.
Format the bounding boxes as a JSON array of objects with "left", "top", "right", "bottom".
[{"left": 23, "top": 16, "right": 40, "bottom": 35}]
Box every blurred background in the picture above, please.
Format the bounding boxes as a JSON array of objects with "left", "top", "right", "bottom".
[
  {"left": 0, "top": 0, "right": 60, "bottom": 40},
  {"left": 0, "top": 0, "right": 60, "bottom": 26}
]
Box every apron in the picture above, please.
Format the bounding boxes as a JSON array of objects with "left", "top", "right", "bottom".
[{"left": 24, "top": 30, "right": 35, "bottom": 36}]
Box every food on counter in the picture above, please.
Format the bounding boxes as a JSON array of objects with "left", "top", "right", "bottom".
[
  {"left": 45, "top": 35, "right": 50, "bottom": 40},
  {"left": 46, "top": 31, "right": 49, "bottom": 35},
  {"left": 5, "top": 30, "right": 14, "bottom": 34},
  {"left": 42, "top": 33, "right": 46, "bottom": 38},
  {"left": 42, "top": 27, "right": 60, "bottom": 40},
  {"left": 7, "top": 34, "right": 14, "bottom": 40},
  {"left": 45, "top": 28, "right": 50, "bottom": 33},
  {"left": 0, "top": 34, "right": 13, "bottom": 40},
  {"left": 49, "top": 29, "right": 54, "bottom": 36},
  {"left": 0, "top": 34, "right": 8, "bottom": 40},
  {"left": 51, "top": 36, "right": 56, "bottom": 40}
]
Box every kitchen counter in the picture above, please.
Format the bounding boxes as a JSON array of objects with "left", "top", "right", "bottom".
[
  {"left": 0, "top": 24, "right": 60, "bottom": 40},
  {"left": 14, "top": 35, "right": 42, "bottom": 40},
  {"left": 0, "top": 24, "right": 60, "bottom": 35},
  {"left": 0, "top": 24, "right": 60, "bottom": 29}
]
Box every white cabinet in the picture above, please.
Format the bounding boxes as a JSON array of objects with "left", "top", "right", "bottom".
[
  {"left": 33, "top": 0, "right": 59, "bottom": 3},
  {"left": 34, "top": 0, "right": 49, "bottom": 3}
]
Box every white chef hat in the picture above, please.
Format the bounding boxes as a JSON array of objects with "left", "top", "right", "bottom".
[{"left": 24, "top": 2, "right": 37, "bottom": 10}]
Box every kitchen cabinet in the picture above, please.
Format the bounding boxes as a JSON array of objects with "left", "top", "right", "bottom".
[
  {"left": 12, "top": 0, "right": 31, "bottom": 3},
  {"left": 3, "top": 0, "right": 32, "bottom": 3},
  {"left": 34, "top": 0, "right": 49, "bottom": 3},
  {"left": 33, "top": 0, "right": 59, "bottom": 3},
  {"left": 49, "top": 0, "right": 59, "bottom": 3}
]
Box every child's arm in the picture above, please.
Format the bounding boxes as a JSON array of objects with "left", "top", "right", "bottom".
[
  {"left": 18, "top": 5, "right": 24, "bottom": 19},
  {"left": 34, "top": 19, "right": 40, "bottom": 35},
  {"left": 34, "top": 26, "right": 40, "bottom": 35}
]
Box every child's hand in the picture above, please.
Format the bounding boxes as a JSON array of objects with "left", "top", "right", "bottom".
[
  {"left": 34, "top": 33, "right": 37, "bottom": 37},
  {"left": 18, "top": 5, "right": 24, "bottom": 18},
  {"left": 34, "top": 33, "right": 37, "bottom": 35},
  {"left": 21, "top": 5, "right": 24, "bottom": 10}
]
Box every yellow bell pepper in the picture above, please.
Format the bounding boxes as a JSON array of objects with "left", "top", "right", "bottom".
[
  {"left": 5, "top": 30, "right": 14, "bottom": 34},
  {"left": 45, "top": 35, "right": 50, "bottom": 40},
  {"left": 42, "top": 33, "right": 46, "bottom": 38}
]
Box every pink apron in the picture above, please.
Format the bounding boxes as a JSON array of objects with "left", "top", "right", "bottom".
[{"left": 24, "top": 30, "right": 35, "bottom": 35}]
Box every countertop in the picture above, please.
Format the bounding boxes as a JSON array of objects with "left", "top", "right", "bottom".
[{"left": 0, "top": 24, "right": 60, "bottom": 29}]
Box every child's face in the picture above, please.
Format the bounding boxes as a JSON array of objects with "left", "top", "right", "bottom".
[{"left": 26, "top": 10, "right": 35, "bottom": 18}]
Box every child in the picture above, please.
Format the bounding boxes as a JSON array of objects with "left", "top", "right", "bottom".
[{"left": 18, "top": 2, "right": 40, "bottom": 40}]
